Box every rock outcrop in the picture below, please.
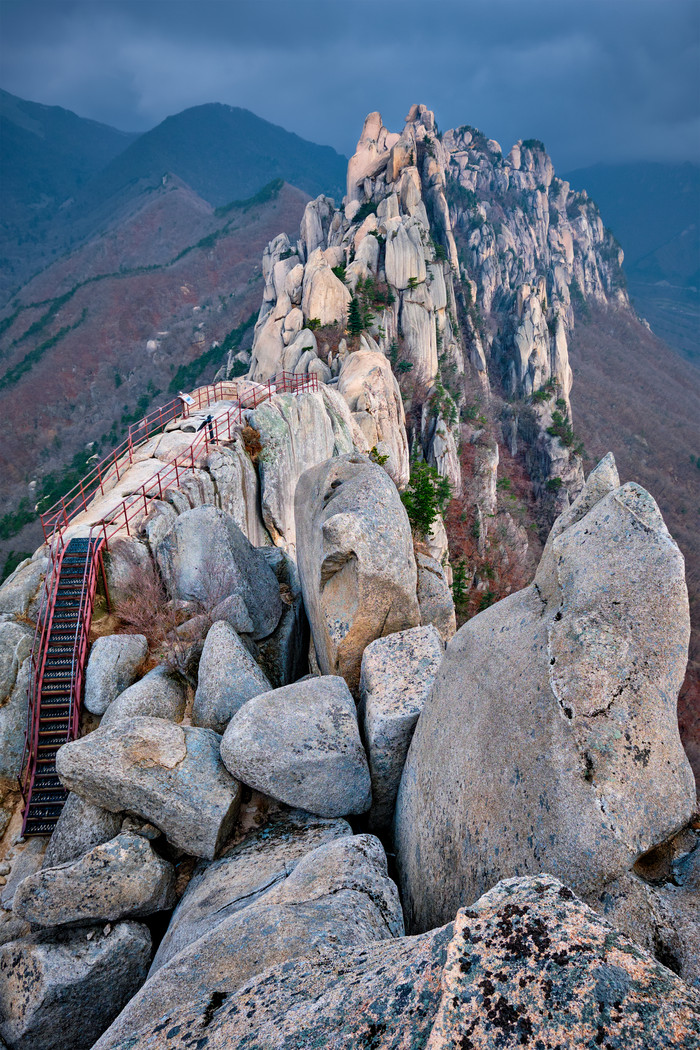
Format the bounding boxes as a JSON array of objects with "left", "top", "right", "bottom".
[
  {"left": 0, "top": 921, "right": 151, "bottom": 1050},
  {"left": 83, "top": 634, "right": 148, "bottom": 717},
  {"left": 220, "top": 676, "right": 371, "bottom": 817},
  {"left": 94, "top": 835, "right": 403, "bottom": 1049},
  {"left": 150, "top": 809, "right": 352, "bottom": 972},
  {"left": 100, "top": 665, "right": 186, "bottom": 728},
  {"left": 295, "top": 453, "right": 420, "bottom": 693},
  {"left": 56, "top": 717, "right": 242, "bottom": 859},
  {"left": 359, "top": 624, "right": 443, "bottom": 831},
  {"left": 192, "top": 620, "right": 271, "bottom": 734},
  {"left": 395, "top": 457, "right": 696, "bottom": 932},
  {"left": 155, "top": 506, "right": 283, "bottom": 640},
  {"left": 90, "top": 875, "right": 700, "bottom": 1050},
  {"left": 14, "top": 831, "right": 175, "bottom": 928}
]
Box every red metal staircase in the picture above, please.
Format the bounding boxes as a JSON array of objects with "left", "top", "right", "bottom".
[
  {"left": 19, "top": 372, "right": 319, "bottom": 835},
  {"left": 20, "top": 535, "right": 106, "bottom": 835}
]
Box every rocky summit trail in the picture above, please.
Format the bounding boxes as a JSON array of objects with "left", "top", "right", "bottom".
[{"left": 0, "top": 104, "right": 697, "bottom": 1049}]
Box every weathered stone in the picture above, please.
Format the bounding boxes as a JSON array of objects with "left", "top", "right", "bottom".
[
  {"left": 0, "top": 656, "right": 30, "bottom": 780},
  {"left": 0, "top": 839, "right": 45, "bottom": 910},
  {"left": 205, "top": 438, "right": 269, "bottom": 547},
  {"left": 151, "top": 809, "right": 351, "bottom": 971},
  {"left": 220, "top": 676, "right": 371, "bottom": 817},
  {"left": 43, "top": 793, "right": 123, "bottom": 868},
  {"left": 94, "top": 836, "right": 402, "bottom": 1049},
  {"left": 14, "top": 832, "right": 176, "bottom": 927},
  {"left": 0, "top": 622, "right": 31, "bottom": 708},
  {"left": 337, "top": 350, "right": 409, "bottom": 488},
  {"left": 248, "top": 389, "right": 354, "bottom": 550},
  {"left": 295, "top": 453, "right": 420, "bottom": 694},
  {"left": 416, "top": 551, "right": 456, "bottom": 644},
  {"left": 56, "top": 717, "right": 242, "bottom": 860},
  {"left": 101, "top": 665, "right": 186, "bottom": 727},
  {"left": 92, "top": 874, "right": 700, "bottom": 1050},
  {"left": 84, "top": 634, "right": 148, "bottom": 716},
  {"left": 593, "top": 828, "right": 700, "bottom": 988},
  {"left": 0, "top": 921, "right": 151, "bottom": 1050},
  {"left": 104, "top": 538, "right": 153, "bottom": 607},
  {"left": 256, "top": 547, "right": 309, "bottom": 688},
  {"left": 0, "top": 552, "right": 46, "bottom": 618},
  {"left": 395, "top": 460, "right": 696, "bottom": 932},
  {"left": 192, "top": 620, "right": 271, "bottom": 734},
  {"left": 155, "top": 506, "right": 283, "bottom": 641},
  {"left": 359, "top": 625, "right": 443, "bottom": 831},
  {"left": 301, "top": 248, "right": 351, "bottom": 326}
]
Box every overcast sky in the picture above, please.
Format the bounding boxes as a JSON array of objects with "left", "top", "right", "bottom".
[{"left": 1, "top": 0, "right": 698, "bottom": 171}]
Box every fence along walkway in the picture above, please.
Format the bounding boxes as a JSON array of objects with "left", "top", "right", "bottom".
[{"left": 21, "top": 371, "right": 319, "bottom": 834}]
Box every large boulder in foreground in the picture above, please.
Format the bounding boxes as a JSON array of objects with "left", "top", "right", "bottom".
[
  {"left": 395, "top": 455, "right": 696, "bottom": 932},
  {"left": 151, "top": 809, "right": 351, "bottom": 972},
  {"left": 0, "top": 921, "right": 151, "bottom": 1050},
  {"left": 220, "top": 676, "right": 371, "bottom": 817},
  {"left": 155, "top": 506, "right": 283, "bottom": 640},
  {"left": 56, "top": 717, "right": 241, "bottom": 859},
  {"left": 94, "top": 835, "right": 403, "bottom": 1050},
  {"left": 14, "top": 831, "right": 176, "bottom": 927},
  {"left": 295, "top": 453, "right": 420, "bottom": 693},
  {"left": 192, "top": 620, "right": 271, "bottom": 734},
  {"left": 91, "top": 874, "right": 700, "bottom": 1050},
  {"left": 359, "top": 624, "right": 443, "bottom": 831}
]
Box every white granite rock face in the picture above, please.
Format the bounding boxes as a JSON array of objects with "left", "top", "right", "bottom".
[
  {"left": 84, "top": 634, "right": 148, "bottom": 716},
  {"left": 359, "top": 625, "right": 444, "bottom": 831},
  {"left": 395, "top": 457, "right": 695, "bottom": 933},
  {"left": 220, "top": 676, "right": 371, "bottom": 817},
  {"left": 295, "top": 453, "right": 420, "bottom": 694},
  {"left": 192, "top": 620, "right": 271, "bottom": 733},
  {"left": 56, "top": 717, "right": 242, "bottom": 860}
]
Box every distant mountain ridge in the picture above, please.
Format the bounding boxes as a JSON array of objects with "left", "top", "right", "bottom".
[
  {"left": 0, "top": 91, "right": 348, "bottom": 303},
  {"left": 564, "top": 161, "right": 700, "bottom": 363}
]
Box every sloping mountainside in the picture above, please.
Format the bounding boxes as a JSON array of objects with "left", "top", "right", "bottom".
[
  {"left": 0, "top": 90, "right": 138, "bottom": 299},
  {"left": 565, "top": 162, "right": 700, "bottom": 364},
  {"left": 79, "top": 103, "right": 347, "bottom": 211},
  {"left": 0, "top": 177, "right": 309, "bottom": 575},
  {"left": 0, "top": 93, "right": 347, "bottom": 302}
]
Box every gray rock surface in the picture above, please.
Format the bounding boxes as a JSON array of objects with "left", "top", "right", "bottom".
[
  {"left": 205, "top": 438, "right": 269, "bottom": 547},
  {"left": 395, "top": 458, "right": 696, "bottom": 932},
  {"left": 104, "top": 538, "right": 153, "bottom": 607},
  {"left": 43, "top": 793, "right": 123, "bottom": 868},
  {"left": 100, "top": 665, "right": 186, "bottom": 727},
  {"left": 14, "top": 831, "right": 176, "bottom": 927},
  {"left": 0, "top": 921, "right": 151, "bottom": 1050},
  {"left": 84, "top": 634, "right": 148, "bottom": 716},
  {"left": 155, "top": 506, "right": 283, "bottom": 640},
  {"left": 248, "top": 388, "right": 354, "bottom": 549},
  {"left": 256, "top": 547, "right": 309, "bottom": 687},
  {"left": 415, "top": 550, "right": 456, "bottom": 644},
  {"left": 192, "top": 621, "right": 271, "bottom": 734},
  {"left": 94, "top": 835, "right": 402, "bottom": 1049},
  {"left": 151, "top": 809, "right": 351, "bottom": 971},
  {"left": 91, "top": 874, "right": 700, "bottom": 1050},
  {"left": 56, "top": 717, "right": 242, "bottom": 859},
  {"left": 0, "top": 552, "right": 47, "bottom": 618},
  {"left": 295, "top": 453, "right": 420, "bottom": 694},
  {"left": 359, "top": 624, "right": 443, "bottom": 831},
  {"left": 220, "top": 676, "right": 371, "bottom": 817},
  {"left": 0, "top": 656, "right": 30, "bottom": 779},
  {"left": 0, "top": 839, "right": 45, "bottom": 910}
]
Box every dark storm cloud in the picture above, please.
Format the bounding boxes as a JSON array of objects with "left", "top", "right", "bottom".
[{"left": 1, "top": 0, "right": 698, "bottom": 169}]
